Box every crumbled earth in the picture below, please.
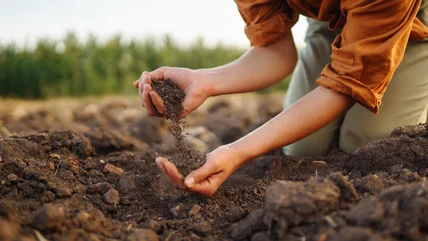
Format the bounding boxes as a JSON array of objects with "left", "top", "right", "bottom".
[
  {"left": 0, "top": 95, "right": 427, "bottom": 241},
  {"left": 151, "top": 78, "right": 205, "bottom": 175}
]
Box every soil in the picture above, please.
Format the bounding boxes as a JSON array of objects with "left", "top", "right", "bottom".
[
  {"left": 0, "top": 94, "right": 427, "bottom": 241},
  {"left": 151, "top": 78, "right": 204, "bottom": 176}
]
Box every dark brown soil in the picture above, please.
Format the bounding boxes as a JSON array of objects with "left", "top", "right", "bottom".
[
  {"left": 0, "top": 95, "right": 427, "bottom": 241},
  {"left": 151, "top": 78, "right": 204, "bottom": 175}
]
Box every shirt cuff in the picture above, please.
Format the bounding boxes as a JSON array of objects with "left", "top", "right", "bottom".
[{"left": 317, "top": 65, "right": 384, "bottom": 114}]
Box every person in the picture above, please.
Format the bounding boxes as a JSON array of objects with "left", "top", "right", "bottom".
[{"left": 133, "top": 0, "right": 428, "bottom": 196}]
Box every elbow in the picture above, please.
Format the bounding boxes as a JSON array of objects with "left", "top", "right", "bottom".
[{"left": 270, "top": 30, "right": 298, "bottom": 77}]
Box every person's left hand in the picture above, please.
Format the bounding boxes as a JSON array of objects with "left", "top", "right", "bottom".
[{"left": 155, "top": 145, "right": 244, "bottom": 197}]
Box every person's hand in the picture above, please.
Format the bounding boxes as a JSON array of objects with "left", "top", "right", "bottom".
[
  {"left": 133, "top": 67, "right": 211, "bottom": 118},
  {"left": 155, "top": 145, "right": 244, "bottom": 197}
]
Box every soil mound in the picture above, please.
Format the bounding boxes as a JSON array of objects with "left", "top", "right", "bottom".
[{"left": 0, "top": 95, "right": 427, "bottom": 240}]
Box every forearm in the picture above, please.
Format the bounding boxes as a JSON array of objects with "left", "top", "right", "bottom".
[
  {"left": 195, "top": 30, "right": 297, "bottom": 96},
  {"left": 230, "top": 87, "right": 355, "bottom": 165}
]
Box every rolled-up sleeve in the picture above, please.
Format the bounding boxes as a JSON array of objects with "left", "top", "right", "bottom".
[
  {"left": 317, "top": 0, "right": 428, "bottom": 113},
  {"left": 234, "top": 0, "right": 298, "bottom": 46}
]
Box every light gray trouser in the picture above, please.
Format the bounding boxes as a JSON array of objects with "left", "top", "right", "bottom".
[{"left": 283, "top": 1, "right": 428, "bottom": 156}]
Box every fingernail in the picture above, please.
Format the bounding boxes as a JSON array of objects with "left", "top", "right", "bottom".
[{"left": 184, "top": 177, "right": 195, "bottom": 188}]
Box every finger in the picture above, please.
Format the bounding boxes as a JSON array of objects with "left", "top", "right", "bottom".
[
  {"left": 179, "top": 96, "right": 193, "bottom": 118},
  {"left": 155, "top": 157, "right": 184, "bottom": 188},
  {"left": 133, "top": 79, "right": 139, "bottom": 88},
  {"left": 188, "top": 173, "right": 225, "bottom": 197},
  {"left": 138, "top": 72, "right": 152, "bottom": 94},
  {"left": 184, "top": 162, "right": 218, "bottom": 189},
  {"left": 149, "top": 67, "right": 167, "bottom": 80},
  {"left": 149, "top": 91, "right": 167, "bottom": 114},
  {"left": 143, "top": 84, "right": 162, "bottom": 116}
]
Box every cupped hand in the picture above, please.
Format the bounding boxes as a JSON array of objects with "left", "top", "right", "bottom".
[
  {"left": 133, "top": 67, "right": 211, "bottom": 118},
  {"left": 154, "top": 145, "right": 243, "bottom": 197}
]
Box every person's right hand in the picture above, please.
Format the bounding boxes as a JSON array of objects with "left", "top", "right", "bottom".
[{"left": 133, "top": 67, "right": 211, "bottom": 118}]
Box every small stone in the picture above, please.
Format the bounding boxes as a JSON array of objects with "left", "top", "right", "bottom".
[
  {"left": 32, "top": 204, "right": 65, "bottom": 231},
  {"left": 1, "top": 180, "right": 5, "bottom": 185},
  {"left": 0, "top": 156, "right": 3, "bottom": 162},
  {"left": 7, "top": 174, "right": 18, "bottom": 182},
  {"left": 103, "top": 164, "right": 125, "bottom": 177},
  {"left": 48, "top": 162, "right": 55, "bottom": 170},
  {"left": 170, "top": 204, "right": 181, "bottom": 217},
  {"left": 96, "top": 182, "right": 112, "bottom": 194},
  {"left": 193, "top": 221, "right": 212, "bottom": 235},
  {"left": 127, "top": 229, "right": 159, "bottom": 241},
  {"left": 116, "top": 175, "right": 137, "bottom": 195},
  {"left": 16, "top": 159, "right": 27, "bottom": 169},
  {"left": 188, "top": 204, "right": 201, "bottom": 216},
  {"left": 56, "top": 188, "right": 72, "bottom": 198},
  {"left": 226, "top": 207, "right": 246, "bottom": 223},
  {"left": 103, "top": 188, "right": 120, "bottom": 205}
]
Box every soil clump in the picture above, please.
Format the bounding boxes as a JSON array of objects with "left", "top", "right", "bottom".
[{"left": 151, "top": 78, "right": 205, "bottom": 175}]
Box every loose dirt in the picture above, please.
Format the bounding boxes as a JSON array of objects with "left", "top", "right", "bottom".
[
  {"left": 151, "top": 78, "right": 204, "bottom": 176},
  {"left": 0, "top": 94, "right": 427, "bottom": 241}
]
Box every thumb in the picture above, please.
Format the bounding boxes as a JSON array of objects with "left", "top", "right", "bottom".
[
  {"left": 184, "top": 162, "right": 217, "bottom": 188},
  {"left": 149, "top": 67, "right": 167, "bottom": 80}
]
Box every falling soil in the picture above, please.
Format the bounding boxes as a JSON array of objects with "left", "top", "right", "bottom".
[
  {"left": 1, "top": 95, "right": 428, "bottom": 241},
  {"left": 151, "top": 78, "right": 205, "bottom": 176}
]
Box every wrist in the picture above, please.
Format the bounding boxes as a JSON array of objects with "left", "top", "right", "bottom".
[
  {"left": 226, "top": 141, "right": 257, "bottom": 170},
  {"left": 191, "top": 69, "right": 221, "bottom": 97}
]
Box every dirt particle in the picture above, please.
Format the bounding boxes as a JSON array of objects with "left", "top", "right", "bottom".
[
  {"left": 127, "top": 229, "right": 159, "bottom": 241},
  {"left": 229, "top": 209, "right": 266, "bottom": 241},
  {"left": 399, "top": 168, "right": 420, "bottom": 182},
  {"left": 355, "top": 175, "right": 384, "bottom": 195},
  {"left": 151, "top": 79, "right": 185, "bottom": 120},
  {"left": 56, "top": 187, "right": 72, "bottom": 198},
  {"left": 103, "top": 188, "right": 120, "bottom": 205},
  {"left": 151, "top": 78, "right": 205, "bottom": 176},
  {"left": 251, "top": 232, "right": 270, "bottom": 241},
  {"left": 144, "top": 220, "right": 161, "bottom": 233},
  {"left": 328, "top": 173, "right": 359, "bottom": 202},
  {"left": 170, "top": 204, "right": 182, "bottom": 218},
  {"left": 95, "top": 182, "right": 112, "bottom": 195},
  {"left": 346, "top": 198, "right": 385, "bottom": 226},
  {"left": 103, "top": 163, "right": 125, "bottom": 178},
  {"left": 32, "top": 204, "right": 65, "bottom": 231},
  {"left": 42, "top": 191, "right": 56, "bottom": 203},
  {"left": 188, "top": 204, "right": 201, "bottom": 216},
  {"left": 116, "top": 175, "right": 137, "bottom": 195},
  {"left": 193, "top": 221, "right": 212, "bottom": 235},
  {"left": 226, "top": 207, "right": 246, "bottom": 223},
  {"left": 189, "top": 233, "right": 201, "bottom": 241},
  {"left": 7, "top": 174, "right": 18, "bottom": 182}
]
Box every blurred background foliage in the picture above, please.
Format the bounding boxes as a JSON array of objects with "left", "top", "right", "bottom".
[{"left": 0, "top": 33, "right": 291, "bottom": 98}]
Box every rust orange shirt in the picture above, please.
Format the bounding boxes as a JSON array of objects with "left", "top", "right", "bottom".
[{"left": 235, "top": 0, "right": 428, "bottom": 113}]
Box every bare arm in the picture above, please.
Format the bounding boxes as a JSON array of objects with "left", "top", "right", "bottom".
[
  {"left": 156, "top": 86, "right": 355, "bottom": 196},
  {"left": 230, "top": 86, "right": 354, "bottom": 163},
  {"left": 199, "top": 30, "right": 297, "bottom": 96},
  {"left": 135, "top": 30, "right": 297, "bottom": 117}
]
